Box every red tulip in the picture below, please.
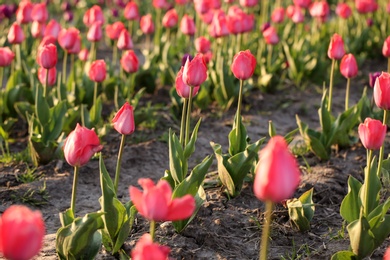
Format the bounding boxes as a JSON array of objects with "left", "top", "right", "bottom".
[
  {"left": 239, "top": 0, "right": 258, "bottom": 8},
  {"left": 117, "top": 29, "right": 133, "bottom": 50},
  {"left": 271, "top": 7, "right": 285, "bottom": 24},
  {"left": 38, "top": 67, "right": 56, "bottom": 86},
  {"left": 387, "top": 2, "right": 390, "bottom": 14},
  {"left": 16, "top": 0, "right": 33, "bottom": 24},
  {"left": 131, "top": 234, "right": 170, "bottom": 260},
  {"left": 194, "top": 0, "right": 210, "bottom": 14},
  {"left": 89, "top": 59, "right": 106, "bottom": 82},
  {"left": 140, "top": 14, "right": 155, "bottom": 35},
  {"left": 355, "top": 0, "right": 378, "bottom": 14},
  {"left": 340, "top": 54, "right": 358, "bottom": 79},
  {"left": 112, "top": 102, "right": 135, "bottom": 135},
  {"left": 87, "top": 21, "right": 103, "bottom": 42},
  {"left": 83, "top": 5, "right": 105, "bottom": 27},
  {"left": 336, "top": 3, "right": 352, "bottom": 19},
  {"left": 383, "top": 36, "right": 390, "bottom": 58},
  {"left": 200, "top": 10, "right": 214, "bottom": 24},
  {"left": 384, "top": 246, "right": 390, "bottom": 260},
  {"left": 0, "top": 205, "right": 45, "bottom": 260},
  {"left": 180, "top": 15, "right": 196, "bottom": 36},
  {"left": 44, "top": 19, "right": 61, "bottom": 38},
  {"left": 78, "top": 49, "right": 89, "bottom": 62},
  {"left": 293, "top": 0, "right": 312, "bottom": 9},
  {"left": 120, "top": 50, "right": 139, "bottom": 73},
  {"left": 176, "top": 0, "right": 190, "bottom": 4},
  {"left": 358, "top": 118, "right": 386, "bottom": 150},
  {"left": 374, "top": 72, "right": 390, "bottom": 110},
  {"left": 124, "top": 2, "right": 139, "bottom": 21},
  {"left": 8, "top": 22, "right": 25, "bottom": 44},
  {"left": 262, "top": 26, "right": 279, "bottom": 45},
  {"left": 195, "top": 36, "right": 211, "bottom": 54},
  {"left": 182, "top": 53, "right": 208, "bottom": 87},
  {"left": 226, "top": 6, "right": 254, "bottom": 34},
  {"left": 0, "top": 47, "right": 15, "bottom": 67},
  {"left": 31, "top": 3, "right": 48, "bottom": 23},
  {"left": 106, "top": 21, "right": 125, "bottom": 40},
  {"left": 231, "top": 50, "right": 256, "bottom": 80},
  {"left": 58, "top": 27, "right": 80, "bottom": 51},
  {"left": 309, "top": 1, "right": 329, "bottom": 22},
  {"left": 63, "top": 123, "right": 103, "bottom": 167},
  {"left": 253, "top": 136, "right": 301, "bottom": 203},
  {"left": 37, "top": 43, "right": 57, "bottom": 69},
  {"left": 176, "top": 66, "right": 200, "bottom": 99},
  {"left": 327, "top": 33, "right": 345, "bottom": 60},
  {"left": 67, "top": 35, "right": 81, "bottom": 54},
  {"left": 38, "top": 36, "right": 57, "bottom": 50},
  {"left": 162, "top": 9, "right": 178, "bottom": 28},
  {"left": 129, "top": 178, "right": 196, "bottom": 221},
  {"left": 31, "top": 21, "right": 45, "bottom": 38},
  {"left": 208, "top": 10, "right": 230, "bottom": 38}
]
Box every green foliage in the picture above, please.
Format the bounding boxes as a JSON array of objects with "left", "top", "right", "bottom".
[{"left": 287, "top": 188, "right": 315, "bottom": 232}]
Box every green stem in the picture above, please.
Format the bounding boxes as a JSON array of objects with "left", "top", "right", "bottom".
[
  {"left": 363, "top": 149, "right": 373, "bottom": 216},
  {"left": 236, "top": 79, "right": 244, "bottom": 138},
  {"left": 113, "top": 42, "right": 118, "bottom": 73},
  {"left": 62, "top": 51, "right": 68, "bottom": 84},
  {"left": 114, "top": 134, "right": 126, "bottom": 194},
  {"left": 327, "top": 59, "right": 336, "bottom": 113},
  {"left": 377, "top": 109, "right": 388, "bottom": 177},
  {"left": 259, "top": 201, "right": 273, "bottom": 260},
  {"left": 345, "top": 78, "right": 351, "bottom": 111},
  {"left": 150, "top": 220, "right": 156, "bottom": 241},
  {"left": 0, "top": 67, "right": 3, "bottom": 88},
  {"left": 15, "top": 44, "right": 22, "bottom": 71},
  {"left": 185, "top": 87, "right": 194, "bottom": 146},
  {"left": 81, "top": 104, "right": 85, "bottom": 126},
  {"left": 89, "top": 41, "right": 96, "bottom": 62},
  {"left": 70, "top": 166, "right": 80, "bottom": 214},
  {"left": 180, "top": 98, "right": 188, "bottom": 147}
]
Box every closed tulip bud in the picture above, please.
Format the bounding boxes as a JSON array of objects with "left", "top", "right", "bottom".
[
  {"left": 340, "top": 54, "right": 358, "bottom": 79},
  {"left": 358, "top": 118, "right": 386, "bottom": 150},
  {"left": 87, "top": 21, "right": 103, "bottom": 42},
  {"left": 374, "top": 72, "right": 390, "bottom": 110},
  {"left": 38, "top": 67, "right": 56, "bottom": 86},
  {"left": 131, "top": 234, "right": 170, "bottom": 260},
  {"left": 239, "top": 0, "right": 258, "bottom": 8},
  {"left": 31, "top": 21, "right": 45, "bottom": 38},
  {"left": 117, "top": 29, "right": 133, "bottom": 50},
  {"left": 0, "top": 47, "right": 15, "bottom": 67},
  {"left": 38, "top": 35, "right": 56, "bottom": 50},
  {"left": 369, "top": 72, "right": 381, "bottom": 88},
  {"left": 106, "top": 21, "right": 125, "bottom": 40},
  {"left": 176, "top": 66, "right": 200, "bottom": 99},
  {"left": 231, "top": 50, "right": 256, "bottom": 80},
  {"left": 129, "top": 178, "right": 196, "bottom": 221},
  {"left": 336, "top": 3, "right": 352, "bottom": 19},
  {"left": 293, "top": 0, "right": 312, "bottom": 9},
  {"left": 254, "top": 136, "right": 301, "bottom": 203},
  {"left": 31, "top": 3, "right": 48, "bottom": 23},
  {"left": 162, "top": 9, "right": 178, "bottom": 28},
  {"left": 89, "top": 59, "right": 106, "bottom": 82},
  {"left": 153, "top": 0, "right": 169, "bottom": 9},
  {"left": 63, "top": 123, "right": 103, "bottom": 167},
  {"left": 183, "top": 53, "right": 208, "bottom": 87},
  {"left": 271, "top": 7, "right": 285, "bottom": 23},
  {"left": 44, "top": 19, "right": 61, "bottom": 38},
  {"left": 8, "top": 22, "right": 25, "bottom": 44},
  {"left": 309, "top": 1, "right": 330, "bottom": 22},
  {"left": 382, "top": 36, "right": 390, "bottom": 58},
  {"left": 78, "top": 48, "right": 89, "bottom": 61},
  {"left": 355, "top": 0, "right": 378, "bottom": 14},
  {"left": 195, "top": 36, "right": 211, "bottom": 54},
  {"left": 16, "top": 0, "right": 33, "bottom": 24},
  {"left": 140, "top": 14, "right": 155, "bottom": 34},
  {"left": 120, "top": 50, "right": 139, "bottom": 73},
  {"left": 180, "top": 15, "right": 196, "bottom": 36},
  {"left": 387, "top": 2, "right": 390, "bottom": 14},
  {"left": 68, "top": 35, "right": 81, "bottom": 54},
  {"left": 262, "top": 26, "right": 279, "bottom": 45},
  {"left": 0, "top": 205, "right": 45, "bottom": 260},
  {"left": 124, "top": 2, "right": 139, "bottom": 21},
  {"left": 58, "top": 27, "right": 80, "bottom": 51},
  {"left": 291, "top": 6, "right": 305, "bottom": 23},
  {"left": 37, "top": 43, "right": 57, "bottom": 69},
  {"left": 83, "top": 5, "right": 105, "bottom": 27},
  {"left": 327, "top": 33, "right": 345, "bottom": 60},
  {"left": 112, "top": 102, "right": 135, "bottom": 135},
  {"left": 208, "top": 10, "right": 229, "bottom": 38}
]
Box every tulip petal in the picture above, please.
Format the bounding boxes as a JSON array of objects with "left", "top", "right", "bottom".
[{"left": 166, "top": 195, "right": 195, "bottom": 221}]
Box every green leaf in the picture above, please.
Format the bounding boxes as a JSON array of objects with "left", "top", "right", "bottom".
[
  {"left": 14, "top": 101, "right": 34, "bottom": 121},
  {"left": 228, "top": 113, "right": 248, "bottom": 156},
  {"left": 168, "top": 129, "right": 185, "bottom": 184},
  {"left": 340, "top": 176, "right": 362, "bottom": 223},
  {"left": 331, "top": 251, "right": 358, "bottom": 260},
  {"left": 35, "top": 85, "right": 50, "bottom": 127},
  {"left": 347, "top": 214, "right": 375, "bottom": 258},
  {"left": 211, "top": 142, "right": 236, "bottom": 196},
  {"left": 46, "top": 101, "right": 67, "bottom": 143},
  {"left": 89, "top": 96, "right": 102, "bottom": 126},
  {"left": 368, "top": 199, "right": 390, "bottom": 245},
  {"left": 318, "top": 90, "right": 332, "bottom": 135},
  {"left": 59, "top": 208, "right": 75, "bottom": 228},
  {"left": 184, "top": 118, "right": 201, "bottom": 159},
  {"left": 299, "top": 188, "right": 315, "bottom": 221},
  {"left": 268, "top": 120, "right": 277, "bottom": 137},
  {"left": 359, "top": 159, "right": 381, "bottom": 217},
  {"left": 287, "top": 199, "right": 311, "bottom": 231}
]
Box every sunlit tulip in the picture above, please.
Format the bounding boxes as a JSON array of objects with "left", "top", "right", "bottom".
[
  {"left": 231, "top": 50, "right": 256, "bottom": 80},
  {"left": 129, "top": 178, "right": 196, "bottom": 221},
  {"left": 271, "top": 7, "right": 285, "bottom": 24},
  {"left": 239, "top": 0, "right": 258, "bottom": 8},
  {"left": 309, "top": 1, "right": 329, "bottom": 22},
  {"left": 340, "top": 54, "right": 358, "bottom": 79},
  {"left": 112, "top": 102, "right": 135, "bottom": 135},
  {"left": 58, "top": 27, "right": 80, "bottom": 51},
  {"left": 355, "top": 0, "right": 378, "bottom": 14},
  {"left": 83, "top": 5, "right": 105, "bottom": 27},
  {"left": 293, "top": 0, "right": 312, "bottom": 9},
  {"left": 162, "top": 9, "right": 178, "bottom": 28},
  {"left": 226, "top": 7, "right": 254, "bottom": 34},
  {"left": 0, "top": 47, "right": 15, "bottom": 67},
  {"left": 176, "top": 66, "right": 200, "bottom": 99},
  {"left": 183, "top": 53, "right": 208, "bottom": 87},
  {"left": 336, "top": 3, "right": 352, "bottom": 19},
  {"left": 153, "top": 0, "right": 169, "bottom": 9},
  {"left": 87, "top": 21, "right": 103, "bottom": 42},
  {"left": 120, "top": 50, "right": 139, "bottom": 73},
  {"left": 262, "top": 26, "right": 279, "bottom": 45},
  {"left": 0, "top": 205, "right": 45, "bottom": 260},
  {"left": 38, "top": 67, "right": 56, "bottom": 86},
  {"left": 117, "top": 29, "right": 133, "bottom": 50},
  {"left": 31, "top": 21, "right": 45, "bottom": 38},
  {"left": 327, "top": 33, "right": 345, "bottom": 60},
  {"left": 7, "top": 22, "right": 25, "bottom": 44},
  {"left": 369, "top": 72, "right": 381, "bottom": 88},
  {"left": 208, "top": 10, "right": 229, "bottom": 38},
  {"left": 254, "top": 136, "right": 301, "bottom": 203},
  {"left": 89, "top": 59, "right": 106, "bottom": 82},
  {"left": 31, "top": 3, "right": 48, "bottom": 23},
  {"left": 124, "top": 2, "right": 139, "bottom": 20},
  {"left": 358, "top": 118, "right": 386, "bottom": 151},
  {"left": 131, "top": 234, "right": 170, "bottom": 260},
  {"left": 140, "top": 14, "right": 155, "bottom": 34},
  {"left": 195, "top": 36, "right": 211, "bottom": 54},
  {"left": 68, "top": 35, "right": 81, "bottom": 55},
  {"left": 63, "top": 123, "right": 103, "bottom": 167},
  {"left": 194, "top": 0, "right": 210, "bottom": 14},
  {"left": 44, "top": 19, "right": 61, "bottom": 38},
  {"left": 78, "top": 48, "right": 89, "bottom": 61},
  {"left": 180, "top": 15, "right": 196, "bottom": 36},
  {"left": 374, "top": 72, "right": 390, "bottom": 110},
  {"left": 16, "top": 0, "right": 33, "bottom": 24},
  {"left": 291, "top": 6, "right": 305, "bottom": 23},
  {"left": 106, "top": 21, "right": 125, "bottom": 40},
  {"left": 37, "top": 43, "right": 57, "bottom": 69},
  {"left": 383, "top": 36, "right": 390, "bottom": 58}
]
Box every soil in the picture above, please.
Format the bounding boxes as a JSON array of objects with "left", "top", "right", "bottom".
[{"left": 1, "top": 62, "right": 390, "bottom": 260}]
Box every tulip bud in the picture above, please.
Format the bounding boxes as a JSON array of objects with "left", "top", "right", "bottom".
[
  {"left": 358, "top": 118, "right": 386, "bottom": 150},
  {"left": 180, "top": 15, "right": 196, "bottom": 36},
  {"left": 63, "top": 123, "right": 103, "bottom": 167},
  {"left": 374, "top": 72, "right": 390, "bottom": 110},
  {"left": 140, "top": 14, "right": 155, "bottom": 34},
  {"left": 16, "top": 0, "right": 33, "bottom": 24},
  {"left": 239, "top": 0, "right": 258, "bottom": 8},
  {"left": 293, "top": 0, "right": 312, "bottom": 9},
  {"left": 262, "top": 26, "right": 279, "bottom": 45},
  {"left": 182, "top": 53, "right": 208, "bottom": 87},
  {"left": 271, "top": 7, "right": 285, "bottom": 23},
  {"left": 112, "top": 102, "right": 135, "bottom": 135},
  {"left": 369, "top": 72, "right": 380, "bottom": 88},
  {"left": 58, "top": 27, "right": 80, "bottom": 51},
  {"left": 382, "top": 36, "right": 390, "bottom": 58},
  {"left": 124, "top": 2, "right": 139, "bottom": 21},
  {"left": 335, "top": 3, "right": 352, "bottom": 19},
  {"left": 106, "top": 21, "right": 125, "bottom": 40},
  {"left": 87, "top": 21, "right": 103, "bottom": 42},
  {"left": 38, "top": 67, "right": 57, "bottom": 86},
  {"left": 131, "top": 234, "right": 170, "bottom": 260},
  {"left": 7, "top": 22, "right": 25, "bottom": 44},
  {"left": 120, "top": 50, "right": 139, "bottom": 73},
  {"left": 162, "top": 9, "right": 178, "bottom": 28},
  {"left": 37, "top": 43, "right": 57, "bottom": 69},
  {"left": 117, "top": 29, "right": 133, "bottom": 50},
  {"left": 231, "top": 50, "right": 256, "bottom": 80},
  {"left": 89, "top": 59, "right": 106, "bottom": 82},
  {"left": 153, "top": 0, "right": 169, "bottom": 9},
  {"left": 340, "top": 54, "right": 358, "bottom": 79},
  {"left": 45, "top": 19, "right": 61, "bottom": 38},
  {"left": 195, "top": 36, "right": 211, "bottom": 54},
  {"left": 78, "top": 48, "right": 89, "bottom": 61},
  {"left": 67, "top": 35, "right": 81, "bottom": 54},
  {"left": 31, "top": 3, "right": 48, "bottom": 23},
  {"left": 384, "top": 247, "right": 390, "bottom": 260},
  {"left": 83, "top": 5, "right": 104, "bottom": 27},
  {"left": 0, "top": 47, "right": 15, "bottom": 67},
  {"left": 176, "top": 66, "right": 200, "bottom": 99},
  {"left": 327, "top": 33, "right": 345, "bottom": 60}
]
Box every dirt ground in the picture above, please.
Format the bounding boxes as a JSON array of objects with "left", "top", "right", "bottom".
[{"left": 1, "top": 62, "right": 390, "bottom": 259}]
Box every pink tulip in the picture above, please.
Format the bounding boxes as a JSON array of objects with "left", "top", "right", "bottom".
[
  {"left": 239, "top": 0, "right": 258, "bottom": 8},
  {"left": 58, "top": 27, "right": 80, "bottom": 51},
  {"left": 120, "top": 50, "right": 139, "bottom": 73},
  {"left": 67, "top": 35, "right": 81, "bottom": 55},
  {"left": 194, "top": 0, "right": 210, "bottom": 14},
  {"left": 124, "top": 2, "right": 139, "bottom": 20},
  {"left": 153, "top": 0, "right": 169, "bottom": 9},
  {"left": 253, "top": 136, "right": 301, "bottom": 203},
  {"left": 117, "top": 29, "right": 133, "bottom": 50},
  {"left": 112, "top": 102, "right": 135, "bottom": 135},
  {"left": 262, "top": 26, "right": 279, "bottom": 45},
  {"left": 63, "top": 123, "right": 103, "bottom": 167},
  {"left": 131, "top": 234, "right": 170, "bottom": 260},
  {"left": 83, "top": 5, "right": 105, "bottom": 27},
  {"left": 336, "top": 3, "right": 352, "bottom": 19},
  {"left": 44, "top": 19, "right": 61, "bottom": 38},
  {"left": 293, "top": 0, "right": 312, "bottom": 9},
  {"left": 0, "top": 47, "right": 15, "bottom": 67},
  {"left": 162, "top": 9, "right": 178, "bottom": 28},
  {"left": 38, "top": 36, "right": 57, "bottom": 50},
  {"left": 340, "top": 54, "right": 358, "bottom": 79},
  {"left": 309, "top": 1, "right": 329, "bottom": 22},
  {"left": 327, "top": 33, "right": 345, "bottom": 60},
  {"left": 38, "top": 67, "right": 56, "bottom": 86},
  {"left": 180, "top": 15, "right": 196, "bottom": 36},
  {"left": 358, "top": 118, "right": 386, "bottom": 150},
  {"left": 226, "top": 7, "right": 254, "bottom": 34},
  {"left": 369, "top": 72, "right": 381, "bottom": 88},
  {"left": 106, "top": 21, "right": 125, "bottom": 40},
  {"left": 383, "top": 36, "right": 390, "bottom": 58},
  {"left": 231, "top": 50, "right": 256, "bottom": 80},
  {"left": 31, "top": 3, "right": 48, "bottom": 23},
  {"left": 89, "top": 59, "right": 106, "bottom": 82},
  {"left": 8, "top": 22, "right": 25, "bottom": 44},
  {"left": 176, "top": 66, "right": 200, "bottom": 99},
  {"left": 374, "top": 72, "right": 390, "bottom": 110},
  {"left": 195, "top": 36, "right": 211, "bottom": 54},
  {"left": 140, "top": 14, "right": 155, "bottom": 34},
  {"left": 129, "top": 178, "right": 196, "bottom": 221},
  {"left": 291, "top": 6, "right": 305, "bottom": 23},
  {"left": 182, "top": 53, "right": 208, "bottom": 87},
  {"left": 16, "top": 0, "right": 33, "bottom": 24},
  {"left": 355, "top": 0, "right": 378, "bottom": 14},
  {"left": 271, "top": 7, "right": 285, "bottom": 24},
  {"left": 0, "top": 205, "right": 45, "bottom": 260},
  {"left": 78, "top": 48, "right": 89, "bottom": 62},
  {"left": 384, "top": 246, "right": 390, "bottom": 260},
  {"left": 31, "top": 21, "right": 45, "bottom": 38},
  {"left": 37, "top": 43, "right": 57, "bottom": 69},
  {"left": 87, "top": 21, "right": 103, "bottom": 42},
  {"left": 208, "top": 10, "right": 230, "bottom": 38}
]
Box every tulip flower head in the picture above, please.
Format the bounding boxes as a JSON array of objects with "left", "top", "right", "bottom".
[
  {"left": 31, "top": 3, "right": 48, "bottom": 23},
  {"left": 382, "top": 36, "right": 390, "bottom": 58},
  {"left": 0, "top": 205, "right": 45, "bottom": 260},
  {"left": 374, "top": 72, "right": 390, "bottom": 110},
  {"left": 358, "top": 118, "right": 386, "bottom": 151},
  {"left": 271, "top": 7, "right": 285, "bottom": 23},
  {"left": 37, "top": 43, "right": 57, "bottom": 69},
  {"left": 89, "top": 59, "right": 106, "bottom": 82},
  {"left": 355, "top": 0, "right": 378, "bottom": 14},
  {"left": 384, "top": 246, "right": 390, "bottom": 260},
  {"left": 117, "top": 29, "right": 133, "bottom": 50},
  {"left": 0, "top": 47, "right": 15, "bottom": 67},
  {"left": 120, "top": 50, "right": 139, "bottom": 73},
  {"left": 16, "top": 0, "right": 33, "bottom": 24},
  {"left": 195, "top": 36, "right": 211, "bottom": 54},
  {"left": 112, "top": 102, "right": 135, "bottom": 135},
  {"left": 369, "top": 72, "right": 381, "bottom": 88},
  {"left": 231, "top": 50, "right": 256, "bottom": 80},
  {"left": 58, "top": 27, "right": 80, "bottom": 52},
  {"left": 239, "top": 0, "right": 258, "bottom": 8},
  {"left": 336, "top": 3, "right": 352, "bottom": 19},
  {"left": 327, "top": 33, "right": 345, "bottom": 60},
  {"left": 262, "top": 26, "right": 279, "bottom": 45},
  {"left": 293, "top": 0, "right": 312, "bottom": 9},
  {"left": 129, "top": 178, "right": 196, "bottom": 221},
  {"left": 182, "top": 53, "right": 208, "bottom": 87},
  {"left": 124, "top": 2, "right": 139, "bottom": 20},
  {"left": 63, "top": 124, "right": 103, "bottom": 167},
  {"left": 38, "top": 67, "right": 57, "bottom": 86},
  {"left": 78, "top": 48, "right": 89, "bottom": 62},
  {"left": 340, "top": 54, "right": 358, "bottom": 79},
  {"left": 131, "top": 234, "right": 170, "bottom": 260},
  {"left": 162, "top": 9, "right": 179, "bottom": 28},
  {"left": 176, "top": 66, "right": 200, "bottom": 99},
  {"left": 180, "top": 15, "right": 196, "bottom": 36},
  {"left": 87, "top": 21, "right": 103, "bottom": 42},
  {"left": 106, "top": 21, "right": 125, "bottom": 40},
  {"left": 83, "top": 5, "right": 105, "bottom": 27},
  {"left": 253, "top": 136, "right": 301, "bottom": 203},
  {"left": 8, "top": 22, "right": 25, "bottom": 44},
  {"left": 140, "top": 14, "right": 155, "bottom": 34}
]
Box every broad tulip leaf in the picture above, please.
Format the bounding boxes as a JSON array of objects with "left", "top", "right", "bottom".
[
  {"left": 347, "top": 214, "right": 375, "bottom": 258},
  {"left": 228, "top": 113, "right": 248, "bottom": 156},
  {"left": 359, "top": 159, "right": 380, "bottom": 216},
  {"left": 35, "top": 85, "right": 50, "bottom": 127},
  {"left": 14, "top": 101, "right": 34, "bottom": 121},
  {"left": 331, "top": 251, "right": 358, "bottom": 260},
  {"left": 89, "top": 96, "right": 102, "bottom": 126},
  {"left": 184, "top": 118, "right": 202, "bottom": 159},
  {"left": 113, "top": 205, "right": 137, "bottom": 253},
  {"left": 299, "top": 188, "right": 315, "bottom": 221},
  {"left": 46, "top": 101, "right": 67, "bottom": 143},
  {"left": 211, "top": 142, "right": 235, "bottom": 196},
  {"left": 59, "top": 208, "right": 75, "bottom": 228},
  {"left": 368, "top": 199, "right": 390, "bottom": 244},
  {"left": 168, "top": 129, "right": 185, "bottom": 184},
  {"left": 340, "top": 176, "right": 362, "bottom": 223},
  {"left": 318, "top": 90, "right": 332, "bottom": 135},
  {"left": 287, "top": 199, "right": 311, "bottom": 231}
]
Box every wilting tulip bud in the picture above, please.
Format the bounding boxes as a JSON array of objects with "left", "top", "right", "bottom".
[
  {"left": 37, "top": 43, "right": 57, "bottom": 69},
  {"left": 16, "top": 0, "right": 33, "bottom": 24},
  {"left": 195, "top": 36, "right": 211, "bottom": 54},
  {"left": 124, "top": 2, "right": 139, "bottom": 20},
  {"left": 180, "top": 14, "right": 196, "bottom": 36},
  {"left": 162, "top": 9, "right": 178, "bottom": 28},
  {"left": 231, "top": 50, "right": 256, "bottom": 80},
  {"left": 271, "top": 7, "right": 285, "bottom": 23},
  {"left": 340, "top": 54, "right": 358, "bottom": 79},
  {"left": 8, "top": 22, "right": 25, "bottom": 44},
  {"left": 131, "top": 234, "right": 170, "bottom": 260},
  {"left": 106, "top": 21, "right": 125, "bottom": 40},
  {"left": 120, "top": 50, "right": 139, "bottom": 73},
  {"left": 358, "top": 118, "right": 386, "bottom": 150},
  {"left": 140, "top": 14, "right": 155, "bottom": 34},
  {"left": 117, "top": 29, "right": 133, "bottom": 50},
  {"left": 262, "top": 26, "right": 279, "bottom": 45},
  {"left": 182, "top": 53, "right": 208, "bottom": 87},
  {"left": 176, "top": 66, "right": 200, "bottom": 99},
  {"left": 382, "top": 36, "right": 390, "bottom": 58},
  {"left": 31, "top": 3, "right": 48, "bottom": 23},
  {"left": 327, "top": 33, "right": 345, "bottom": 60},
  {"left": 89, "top": 59, "right": 106, "bottom": 82},
  {"left": 45, "top": 19, "right": 61, "bottom": 38},
  {"left": 0, "top": 47, "right": 15, "bottom": 67},
  {"left": 369, "top": 72, "right": 380, "bottom": 88},
  {"left": 0, "top": 205, "right": 45, "bottom": 260},
  {"left": 87, "top": 21, "right": 103, "bottom": 42},
  {"left": 374, "top": 72, "right": 390, "bottom": 110},
  {"left": 335, "top": 3, "right": 352, "bottom": 19},
  {"left": 253, "top": 136, "right": 301, "bottom": 203},
  {"left": 38, "top": 67, "right": 56, "bottom": 86},
  {"left": 112, "top": 102, "right": 135, "bottom": 135},
  {"left": 78, "top": 48, "right": 89, "bottom": 61},
  {"left": 63, "top": 123, "right": 103, "bottom": 167}
]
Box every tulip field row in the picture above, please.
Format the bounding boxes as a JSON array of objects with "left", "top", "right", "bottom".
[{"left": 1, "top": 0, "right": 390, "bottom": 259}]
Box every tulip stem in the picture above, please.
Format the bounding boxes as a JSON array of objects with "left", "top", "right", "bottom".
[
  {"left": 15, "top": 44, "right": 22, "bottom": 71},
  {"left": 62, "top": 51, "right": 68, "bottom": 84},
  {"left": 377, "top": 109, "right": 388, "bottom": 177},
  {"left": 180, "top": 98, "right": 188, "bottom": 147},
  {"left": 44, "top": 68, "right": 49, "bottom": 98},
  {"left": 150, "top": 220, "right": 156, "bottom": 241},
  {"left": 236, "top": 79, "right": 244, "bottom": 140},
  {"left": 327, "top": 59, "right": 336, "bottom": 113},
  {"left": 0, "top": 67, "right": 3, "bottom": 88},
  {"left": 345, "top": 78, "right": 351, "bottom": 111},
  {"left": 185, "top": 87, "right": 194, "bottom": 146},
  {"left": 363, "top": 149, "right": 374, "bottom": 216},
  {"left": 114, "top": 134, "right": 126, "bottom": 194},
  {"left": 70, "top": 166, "right": 80, "bottom": 215},
  {"left": 89, "top": 42, "right": 96, "bottom": 62},
  {"left": 259, "top": 200, "right": 273, "bottom": 260},
  {"left": 81, "top": 104, "right": 85, "bottom": 126},
  {"left": 113, "top": 42, "right": 118, "bottom": 73}
]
